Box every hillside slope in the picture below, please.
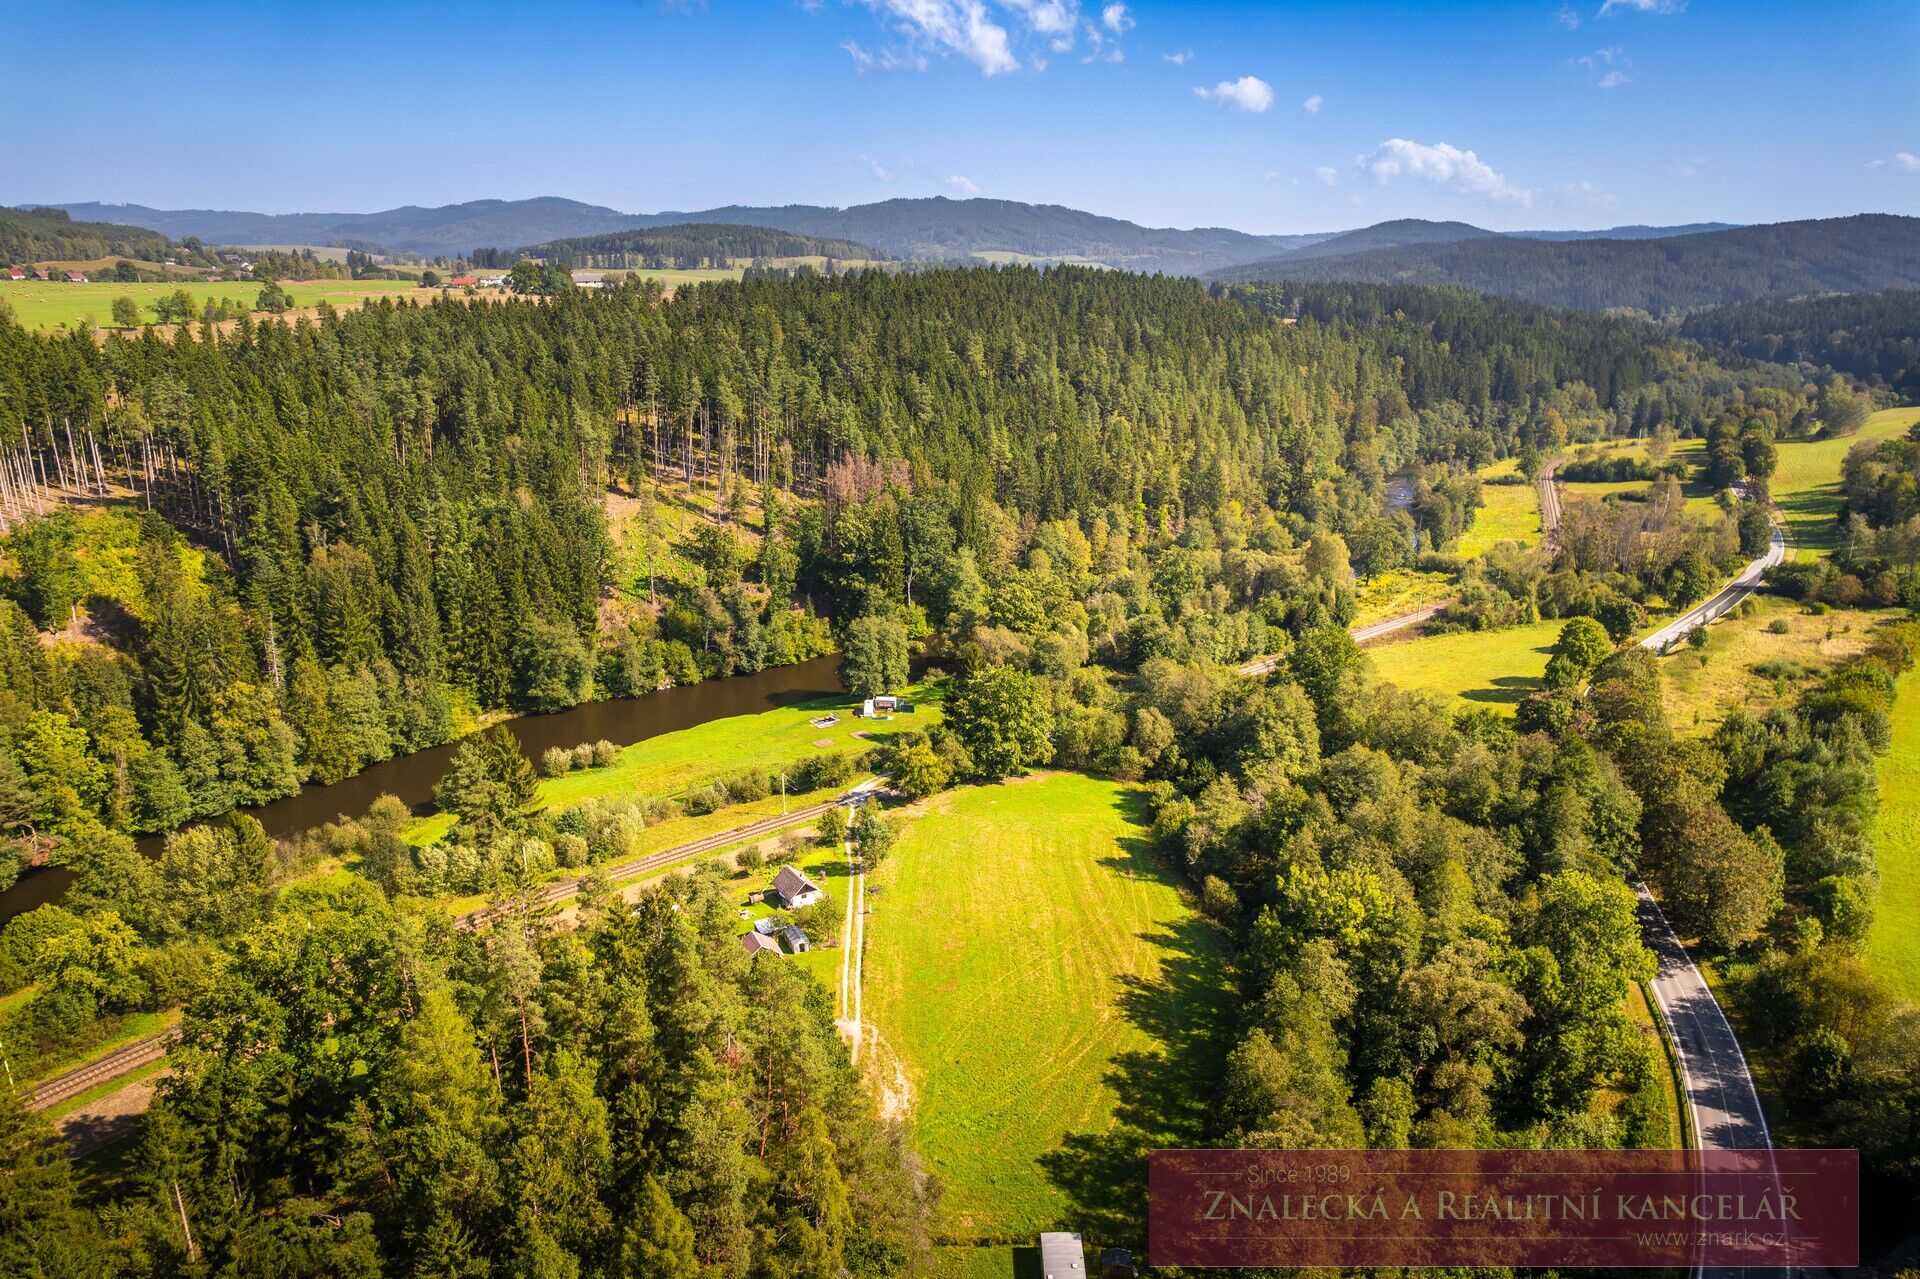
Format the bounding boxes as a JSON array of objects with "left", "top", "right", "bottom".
[
  {"left": 506, "top": 223, "right": 881, "bottom": 267},
  {"left": 1209, "top": 215, "right": 1920, "bottom": 312}
]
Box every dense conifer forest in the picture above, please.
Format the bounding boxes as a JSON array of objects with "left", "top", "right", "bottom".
[{"left": 2, "top": 268, "right": 1917, "bottom": 1275}]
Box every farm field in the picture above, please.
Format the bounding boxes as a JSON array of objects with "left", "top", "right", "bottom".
[
  {"left": 1770, "top": 406, "right": 1919, "bottom": 558},
  {"left": 1366, "top": 619, "right": 1562, "bottom": 711},
  {"left": 863, "top": 773, "right": 1228, "bottom": 1240},
  {"left": 1655, "top": 594, "right": 1900, "bottom": 733},
  {"left": 1869, "top": 668, "right": 1920, "bottom": 1002},
  {"left": 0, "top": 277, "right": 422, "bottom": 330}
]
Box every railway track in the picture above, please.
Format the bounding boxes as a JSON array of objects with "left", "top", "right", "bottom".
[
  {"left": 27, "top": 1026, "right": 180, "bottom": 1113},
  {"left": 30, "top": 782, "right": 874, "bottom": 1123}
]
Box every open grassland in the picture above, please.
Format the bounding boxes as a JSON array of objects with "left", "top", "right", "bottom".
[
  {"left": 1457, "top": 481, "right": 1542, "bottom": 557},
  {"left": 864, "top": 773, "right": 1228, "bottom": 1240},
  {"left": 1869, "top": 669, "right": 1920, "bottom": 1002},
  {"left": 1354, "top": 568, "right": 1452, "bottom": 625},
  {"left": 0, "top": 278, "right": 422, "bottom": 330},
  {"left": 1771, "top": 407, "right": 1919, "bottom": 559},
  {"left": 1366, "top": 620, "right": 1562, "bottom": 712},
  {"left": 1657, "top": 594, "right": 1900, "bottom": 733}
]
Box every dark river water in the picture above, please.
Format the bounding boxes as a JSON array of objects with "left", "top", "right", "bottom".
[{"left": 0, "top": 654, "right": 846, "bottom": 923}]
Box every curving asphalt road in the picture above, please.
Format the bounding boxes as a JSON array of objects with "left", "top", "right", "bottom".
[{"left": 1641, "top": 521, "right": 1787, "bottom": 654}]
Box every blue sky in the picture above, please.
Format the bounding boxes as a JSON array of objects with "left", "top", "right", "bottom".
[{"left": 3, "top": 0, "right": 1916, "bottom": 233}]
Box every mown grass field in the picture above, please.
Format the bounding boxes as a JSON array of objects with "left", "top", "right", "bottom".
[
  {"left": 1770, "top": 407, "right": 1919, "bottom": 558},
  {"left": 1656, "top": 594, "right": 1900, "bottom": 733},
  {"left": 0, "top": 278, "right": 423, "bottom": 330},
  {"left": 1366, "top": 620, "right": 1562, "bottom": 712},
  {"left": 863, "top": 773, "right": 1228, "bottom": 1240},
  {"left": 1870, "top": 669, "right": 1920, "bottom": 1002},
  {"left": 1456, "top": 480, "right": 1542, "bottom": 557}
]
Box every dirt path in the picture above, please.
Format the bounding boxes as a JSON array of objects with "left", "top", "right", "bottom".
[{"left": 837, "top": 831, "right": 868, "bottom": 1065}]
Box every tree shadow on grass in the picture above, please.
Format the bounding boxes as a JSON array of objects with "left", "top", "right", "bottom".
[
  {"left": 1038, "top": 830, "right": 1233, "bottom": 1250},
  {"left": 1462, "top": 674, "right": 1543, "bottom": 706}
]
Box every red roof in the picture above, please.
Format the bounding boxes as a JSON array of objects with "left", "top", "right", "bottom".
[
  {"left": 66, "top": 272, "right": 87, "bottom": 283},
  {"left": 448, "top": 276, "right": 478, "bottom": 286},
  {"left": 6, "top": 269, "right": 23, "bottom": 279}
]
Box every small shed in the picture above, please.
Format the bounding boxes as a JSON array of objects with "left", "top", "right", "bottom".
[
  {"left": 781, "top": 925, "right": 811, "bottom": 953},
  {"left": 772, "top": 865, "right": 823, "bottom": 910},
  {"left": 740, "top": 931, "right": 781, "bottom": 957},
  {"left": 1099, "top": 1247, "right": 1136, "bottom": 1279},
  {"left": 752, "top": 917, "right": 779, "bottom": 936},
  {"left": 1038, "top": 1232, "right": 1084, "bottom": 1279}
]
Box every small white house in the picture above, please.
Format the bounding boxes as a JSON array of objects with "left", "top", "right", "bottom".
[{"left": 772, "top": 865, "right": 823, "bottom": 910}]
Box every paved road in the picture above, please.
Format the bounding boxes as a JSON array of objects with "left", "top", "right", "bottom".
[
  {"left": 1641, "top": 522, "right": 1786, "bottom": 654},
  {"left": 1636, "top": 883, "right": 1785, "bottom": 1279}
]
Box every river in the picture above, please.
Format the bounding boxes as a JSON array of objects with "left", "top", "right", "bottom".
[{"left": 0, "top": 654, "right": 847, "bottom": 922}]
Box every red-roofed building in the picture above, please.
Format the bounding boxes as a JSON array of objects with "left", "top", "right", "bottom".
[
  {"left": 5, "top": 268, "right": 25, "bottom": 280},
  {"left": 448, "top": 275, "right": 478, "bottom": 287},
  {"left": 65, "top": 272, "right": 88, "bottom": 283}
]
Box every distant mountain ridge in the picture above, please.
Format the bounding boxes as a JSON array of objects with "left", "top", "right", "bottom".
[
  {"left": 42, "top": 197, "right": 1723, "bottom": 277},
  {"left": 1208, "top": 215, "right": 1920, "bottom": 313}
]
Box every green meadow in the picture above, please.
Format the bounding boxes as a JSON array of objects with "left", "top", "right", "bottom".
[{"left": 862, "top": 773, "right": 1228, "bottom": 1240}]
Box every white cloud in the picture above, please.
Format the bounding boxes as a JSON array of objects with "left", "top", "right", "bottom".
[
  {"left": 1101, "top": 2, "right": 1133, "bottom": 34},
  {"left": 1162, "top": 49, "right": 1191, "bottom": 65},
  {"left": 1556, "top": 5, "right": 1582, "bottom": 29},
  {"left": 1600, "top": 0, "right": 1685, "bottom": 14},
  {"left": 1866, "top": 151, "right": 1920, "bottom": 172},
  {"left": 1302, "top": 93, "right": 1324, "bottom": 114},
  {"left": 1552, "top": 180, "right": 1619, "bottom": 210},
  {"left": 1596, "top": 69, "right": 1630, "bottom": 88},
  {"left": 1574, "top": 46, "right": 1631, "bottom": 87},
  {"left": 1315, "top": 166, "right": 1339, "bottom": 187},
  {"left": 1194, "top": 75, "right": 1274, "bottom": 113},
  {"left": 842, "top": 39, "right": 928, "bottom": 71},
  {"left": 1004, "top": 0, "right": 1077, "bottom": 37},
  {"left": 946, "top": 174, "right": 982, "bottom": 195},
  {"left": 1359, "top": 138, "right": 1533, "bottom": 206},
  {"left": 858, "top": 154, "right": 900, "bottom": 181},
  {"left": 856, "top": 0, "right": 1020, "bottom": 75}
]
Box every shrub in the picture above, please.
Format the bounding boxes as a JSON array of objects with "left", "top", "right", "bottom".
[
  {"left": 1768, "top": 617, "right": 1792, "bottom": 634},
  {"left": 736, "top": 845, "right": 765, "bottom": 872},
  {"left": 591, "top": 739, "right": 619, "bottom": 768},
  {"left": 540, "top": 746, "right": 573, "bottom": 777},
  {"left": 553, "top": 833, "right": 590, "bottom": 869},
  {"left": 571, "top": 743, "right": 596, "bottom": 771},
  {"left": 684, "top": 782, "right": 729, "bottom": 816},
  {"left": 1201, "top": 874, "right": 1239, "bottom": 922},
  {"left": 723, "top": 770, "right": 770, "bottom": 804}
]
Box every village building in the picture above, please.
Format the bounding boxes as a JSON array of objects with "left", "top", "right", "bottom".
[
  {"left": 1039, "top": 1233, "right": 1085, "bottom": 1279},
  {"left": 771, "top": 865, "right": 823, "bottom": 909},
  {"left": 739, "top": 931, "right": 781, "bottom": 957},
  {"left": 780, "top": 925, "right": 811, "bottom": 953}
]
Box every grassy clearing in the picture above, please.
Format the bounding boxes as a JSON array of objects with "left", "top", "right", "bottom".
[
  {"left": 1656, "top": 594, "right": 1900, "bottom": 733},
  {"left": 1456, "top": 480, "right": 1542, "bottom": 557},
  {"left": 1366, "top": 620, "right": 1562, "bottom": 712},
  {"left": 1771, "top": 407, "right": 1919, "bottom": 559},
  {"left": 1869, "top": 669, "right": 1920, "bottom": 1002},
  {"left": 1354, "top": 568, "right": 1452, "bottom": 625},
  {"left": 0, "top": 278, "right": 420, "bottom": 330},
  {"left": 864, "top": 773, "right": 1228, "bottom": 1240}
]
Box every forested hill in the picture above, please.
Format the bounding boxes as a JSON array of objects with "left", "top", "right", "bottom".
[
  {"left": 1208, "top": 214, "right": 1920, "bottom": 312},
  {"left": 50, "top": 197, "right": 645, "bottom": 259},
  {"left": 499, "top": 223, "right": 883, "bottom": 269},
  {"left": 1280, "top": 217, "right": 1496, "bottom": 260},
  {"left": 1680, "top": 289, "right": 1920, "bottom": 395},
  {"left": 50, "top": 196, "right": 1310, "bottom": 273},
  {"left": 0, "top": 205, "right": 184, "bottom": 266}
]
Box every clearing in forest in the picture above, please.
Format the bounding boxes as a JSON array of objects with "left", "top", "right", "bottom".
[
  {"left": 1367, "top": 619, "right": 1561, "bottom": 712},
  {"left": 861, "top": 772, "right": 1228, "bottom": 1240},
  {"left": 1870, "top": 669, "right": 1920, "bottom": 1002}
]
